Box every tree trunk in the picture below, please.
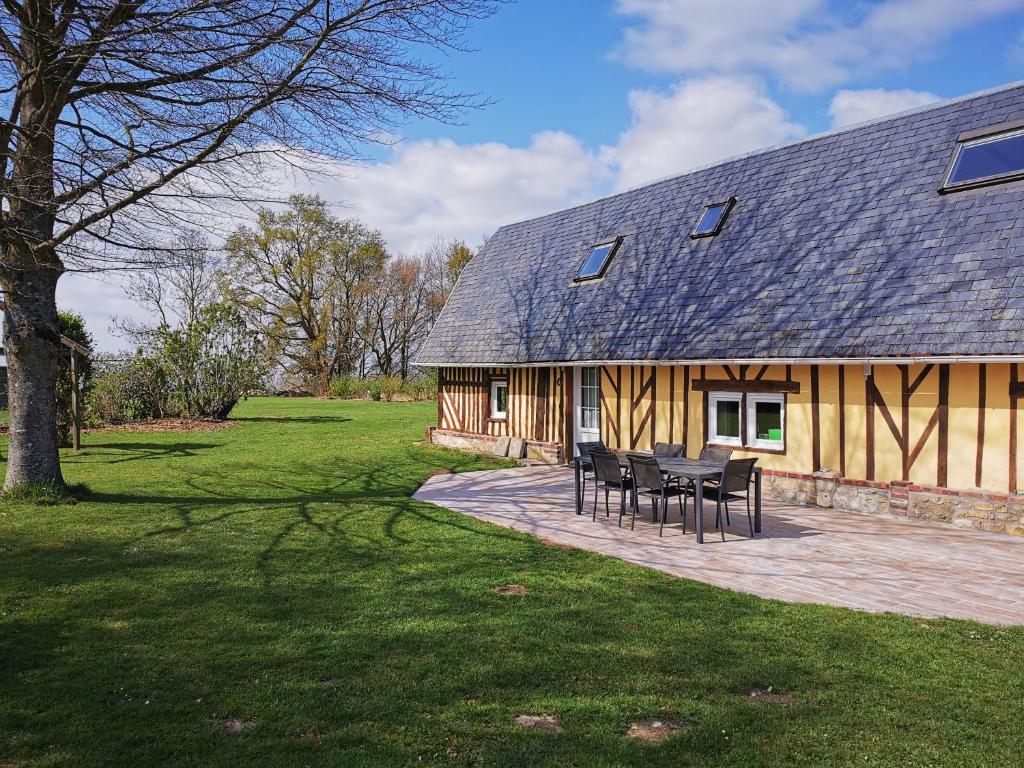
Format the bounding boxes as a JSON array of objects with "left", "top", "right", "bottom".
[{"left": 2, "top": 263, "right": 64, "bottom": 489}]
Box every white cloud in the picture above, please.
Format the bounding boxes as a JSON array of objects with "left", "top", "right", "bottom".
[
  {"left": 614, "top": 0, "right": 1024, "bottom": 90},
  {"left": 55, "top": 272, "right": 145, "bottom": 354},
  {"left": 605, "top": 76, "right": 805, "bottom": 191},
  {"left": 828, "top": 88, "right": 941, "bottom": 128},
  {"left": 266, "top": 132, "right": 609, "bottom": 254}
]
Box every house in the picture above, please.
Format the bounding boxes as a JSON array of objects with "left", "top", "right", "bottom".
[{"left": 415, "top": 82, "right": 1024, "bottom": 536}]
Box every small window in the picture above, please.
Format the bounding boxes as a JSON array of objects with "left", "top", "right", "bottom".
[
  {"left": 747, "top": 393, "right": 785, "bottom": 450},
  {"left": 708, "top": 391, "right": 786, "bottom": 451},
  {"left": 708, "top": 393, "right": 742, "bottom": 446},
  {"left": 691, "top": 197, "right": 736, "bottom": 238},
  {"left": 490, "top": 379, "right": 508, "bottom": 420},
  {"left": 944, "top": 126, "right": 1024, "bottom": 191},
  {"left": 575, "top": 238, "right": 621, "bottom": 281}
]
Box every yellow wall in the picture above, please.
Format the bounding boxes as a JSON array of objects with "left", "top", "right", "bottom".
[{"left": 439, "top": 362, "right": 1022, "bottom": 492}]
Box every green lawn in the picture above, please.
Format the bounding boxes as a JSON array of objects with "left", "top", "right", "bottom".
[{"left": 1, "top": 398, "right": 1022, "bottom": 767}]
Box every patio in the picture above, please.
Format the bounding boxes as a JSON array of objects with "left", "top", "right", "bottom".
[{"left": 414, "top": 465, "right": 1024, "bottom": 625}]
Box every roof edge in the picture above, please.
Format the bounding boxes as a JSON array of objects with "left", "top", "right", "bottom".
[{"left": 417, "top": 354, "right": 1024, "bottom": 368}]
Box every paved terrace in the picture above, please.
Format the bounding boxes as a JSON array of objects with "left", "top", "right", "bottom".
[{"left": 414, "top": 465, "right": 1024, "bottom": 625}]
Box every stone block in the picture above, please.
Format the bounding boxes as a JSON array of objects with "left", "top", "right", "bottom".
[
  {"left": 813, "top": 468, "right": 841, "bottom": 508},
  {"left": 833, "top": 484, "right": 891, "bottom": 516},
  {"left": 761, "top": 473, "right": 816, "bottom": 504},
  {"left": 493, "top": 436, "right": 511, "bottom": 457},
  {"left": 508, "top": 436, "right": 526, "bottom": 459},
  {"left": 906, "top": 492, "right": 956, "bottom": 523}
]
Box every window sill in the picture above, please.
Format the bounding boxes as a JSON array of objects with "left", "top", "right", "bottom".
[
  {"left": 707, "top": 442, "right": 787, "bottom": 456},
  {"left": 487, "top": 416, "right": 507, "bottom": 423}
]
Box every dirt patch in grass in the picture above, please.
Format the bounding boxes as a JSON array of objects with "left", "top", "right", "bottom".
[
  {"left": 86, "top": 418, "right": 240, "bottom": 435},
  {"left": 221, "top": 718, "right": 254, "bottom": 735},
  {"left": 537, "top": 537, "right": 574, "bottom": 550},
  {"left": 625, "top": 719, "right": 686, "bottom": 742},
  {"left": 515, "top": 715, "right": 563, "bottom": 733},
  {"left": 746, "top": 687, "right": 793, "bottom": 703},
  {"left": 295, "top": 727, "right": 325, "bottom": 743},
  {"left": 492, "top": 584, "right": 528, "bottom": 595}
]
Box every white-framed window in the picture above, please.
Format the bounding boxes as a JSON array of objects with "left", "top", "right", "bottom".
[
  {"left": 579, "top": 367, "right": 600, "bottom": 430},
  {"left": 708, "top": 391, "right": 786, "bottom": 451},
  {"left": 747, "top": 393, "right": 785, "bottom": 450},
  {"left": 708, "top": 392, "right": 742, "bottom": 446},
  {"left": 490, "top": 379, "right": 508, "bottom": 420}
]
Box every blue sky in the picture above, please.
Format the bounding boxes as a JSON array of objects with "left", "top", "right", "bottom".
[
  {"left": 61, "top": 0, "right": 1024, "bottom": 350},
  {"left": 404, "top": 0, "right": 1024, "bottom": 148}
]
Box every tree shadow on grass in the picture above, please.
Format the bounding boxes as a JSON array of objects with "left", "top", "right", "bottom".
[
  {"left": 234, "top": 416, "right": 353, "bottom": 425},
  {"left": 69, "top": 441, "right": 223, "bottom": 464}
]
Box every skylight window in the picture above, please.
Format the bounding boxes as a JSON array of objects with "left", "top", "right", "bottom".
[
  {"left": 691, "top": 197, "right": 736, "bottom": 238},
  {"left": 944, "top": 124, "right": 1024, "bottom": 191},
  {"left": 574, "top": 238, "right": 621, "bottom": 281}
]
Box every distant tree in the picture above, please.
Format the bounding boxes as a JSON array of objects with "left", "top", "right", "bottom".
[
  {"left": 118, "top": 231, "right": 220, "bottom": 344},
  {"left": 0, "top": 0, "right": 496, "bottom": 489},
  {"left": 423, "top": 238, "right": 475, "bottom": 315},
  {"left": 223, "top": 195, "right": 386, "bottom": 395},
  {"left": 360, "top": 256, "right": 431, "bottom": 379}
]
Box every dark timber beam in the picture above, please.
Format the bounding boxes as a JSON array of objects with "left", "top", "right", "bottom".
[{"left": 692, "top": 378, "right": 801, "bottom": 394}]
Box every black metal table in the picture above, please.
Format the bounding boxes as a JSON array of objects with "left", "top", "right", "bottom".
[{"left": 573, "top": 453, "right": 762, "bottom": 543}]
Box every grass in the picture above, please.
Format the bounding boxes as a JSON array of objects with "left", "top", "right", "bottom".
[{"left": 1, "top": 397, "right": 1022, "bottom": 767}]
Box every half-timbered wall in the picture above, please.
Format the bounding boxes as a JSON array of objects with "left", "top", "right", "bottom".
[
  {"left": 437, "top": 366, "right": 567, "bottom": 444},
  {"left": 438, "top": 363, "right": 1023, "bottom": 492}
]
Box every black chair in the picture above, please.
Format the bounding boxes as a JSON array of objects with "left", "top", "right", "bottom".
[
  {"left": 699, "top": 445, "right": 733, "bottom": 464},
  {"left": 709, "top": 458, "right": 757, "bottom": 538},
  {"left": 589, "top": 449, "right": 633, "bottom": 526},
  {"left": 576, "top": 440, "right": 605, "bottom": 502},
  {"left": 653, "top": 442, "right": 686, "bottom": 488},
  {"left": 628, "top": 454, "right": 687, "bottom": 537},
  {"left": 654, "top": 442, "right": 686, "bottom": 458},
  {"left": 698, "top": 445, "right": 733, "bottom": 496}
]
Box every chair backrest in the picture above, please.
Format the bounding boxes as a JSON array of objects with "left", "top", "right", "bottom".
[
  {"left": 628, "top": 454, "right": 664, "bottom": 492},
  {"left": 699, "top": 445, "right": 733, "bottom": 464},
  {"left": 591, "top": 449, "right": 623, "bottom": 483},
  {"left": 654, "top": 442, "right": 686, "bottom": 458},
  {"left": 721, "top": 458, "right": 757, "bottom": 494},
  {"left": 576, "top": 440, "right": 605, "bottom": 459}
]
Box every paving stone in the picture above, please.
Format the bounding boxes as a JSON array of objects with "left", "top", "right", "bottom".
[{"left": 415, "top": 466, "right": 1024, "bottom": 625}]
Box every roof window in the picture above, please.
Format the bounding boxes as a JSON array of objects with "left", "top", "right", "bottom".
[
  {"left": 944, "top": 124, "right": 1024, "bottom": 191},
  {"left": 574, "top": 238, "right": 621, "bottom": 281},
  {"left": 691, "top": 197, "right": 736, "bottom": 238}
]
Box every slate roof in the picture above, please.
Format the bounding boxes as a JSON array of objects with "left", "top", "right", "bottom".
[{"left": 416, "top": 82, "right": 1024, "bottom": 366}]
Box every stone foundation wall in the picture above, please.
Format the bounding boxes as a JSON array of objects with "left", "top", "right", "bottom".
[
  {"left": 759, "top": 470, "right": 817, "bottom": 505},
  {"left": 428, "top": 428, "right": 563, "bottom": 464},
  {"left": 762, "top": 470, "right": 1024, "bottom": 536}
]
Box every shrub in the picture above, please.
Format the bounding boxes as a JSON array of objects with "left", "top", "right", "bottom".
[
  {"left": 154, "top": 303, "right": 265, "bottom": 420},
  {"left": 400, "top": 373, "right": 437, "bottom": 401},
  {"left": 55, "top": 311, "right": 94, "bottom": 446},
  {"left": 328, "top": 375, "right": 361, "bottom": 399},
  {"left": 86, "top": 356, "right": 170, "bottom": 425},
  {"left": 366, "top": 375, "right": 401, "bottom": 402}
]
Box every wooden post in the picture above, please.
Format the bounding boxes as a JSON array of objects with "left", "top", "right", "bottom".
[{"left": 70, "top": 351, "right": 80, "bottom": 453}]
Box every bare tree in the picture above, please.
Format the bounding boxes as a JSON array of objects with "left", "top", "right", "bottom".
[
  {"left": 0, "top": 0, "right": 496, "bottom": 488},
  {"left": 360, "top": 254, "right": 435, "bottom": 379},
  {"left": 422, "top": 237, "right": 474, "bottom": 316},
  {"left": 117, "top": 230, "right": 219, "bottom": 342}
]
